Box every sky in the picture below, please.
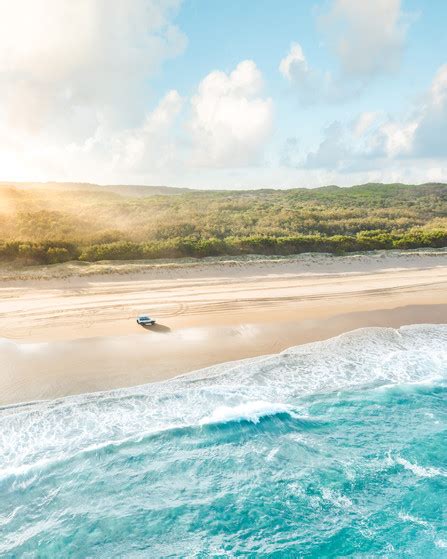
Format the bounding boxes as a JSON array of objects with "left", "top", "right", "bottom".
[{"left": 0, "top": 0, "right": 446, "bottom": 189}]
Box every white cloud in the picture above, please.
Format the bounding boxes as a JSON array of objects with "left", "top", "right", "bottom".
[
  {"left": 278, "top": 43, "right": 330, "bottom": 104},
  {"left": 0, "top": 2, "right": 274, "bottom": 183},
  {"left": 321, "top": 0, "right": 409, "bottom": 77},
  {"left": 28, "top": 89, "right": 185, "bottom": 183},
  {"left": 376, "top": 120, "right": 418, "bottom": 158},
  {"left": 279, "top": 43, "right": 308, "bottom": 81},
  {"left": 303, "top": 122, "right": 349, "bottom": 169},
  {"left": 189, "top": 60, "right": 274, "bottom": 167},
  {"left": 0, "top": 59, "right": 274, "bottom": 184},
  {"left": 0, "top": 0, "right": 188, "bottom": 183},
  {"left": 109, "top": 89, "right": 185, "bottom": 173},
  {"left": 281, "top": 1, "right": 411, "bottom": 105},
  {"left": 0, "top": 0, "right": 186, "bottom": 139},
  {"left": 367, "top": 64, "right": 447, "bottom": 160},
  {"left": 279, "top": 42, "right": 333, "bottom": 104},
  {"left": 352, "top": 112, "right": 381, "bottom": 137},
  {"left": 410, "top": 64, "right": 447, "bottom": 158},
  {"left": 91, "top": 60, "right": 275, "bottom": 175},
  {"left": 430, "top": 64, "right": 447, "bottom": 106},
  {"left": 283, "top": 62, "right": 447, "bottom": 186}
]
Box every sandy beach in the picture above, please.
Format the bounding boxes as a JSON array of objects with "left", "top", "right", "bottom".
[{"left": 1, "top": 249, "right": 446, "bottom": 405}]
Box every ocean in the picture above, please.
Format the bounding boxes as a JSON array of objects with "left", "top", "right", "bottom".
[{"left": 1, "top": 325, "right": 446, "bottom": 558}]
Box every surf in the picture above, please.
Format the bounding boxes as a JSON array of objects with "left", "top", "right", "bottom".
[{"left": 1, "top": 325, "right": 446, "bottom": 557}]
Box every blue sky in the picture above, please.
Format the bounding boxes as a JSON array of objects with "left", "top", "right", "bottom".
[{"left": 0, "top": 0, "right": 446, "bottom": 188}]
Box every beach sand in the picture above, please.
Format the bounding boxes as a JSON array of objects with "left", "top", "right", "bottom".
[{"left": 1, "top": 250, "right": 446, "bottom": 405}]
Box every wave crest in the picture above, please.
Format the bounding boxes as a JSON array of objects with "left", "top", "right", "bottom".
[{"left": 199, "top": 400, "right": 294, "bottom": 426}]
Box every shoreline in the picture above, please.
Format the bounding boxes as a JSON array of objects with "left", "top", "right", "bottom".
[
  {"left": 2, "top": 314, "right": 446, "bottom": 412},
  {"left": 1, "top": 304, "right": 445, "bottom": 406},
  {"left": 1, "top": 249, "right": 446, "bottom": 405}
]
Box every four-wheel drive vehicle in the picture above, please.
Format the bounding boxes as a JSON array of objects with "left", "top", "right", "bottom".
[{"left": 136, "top": 315, "right": 156, "bottom": 326}]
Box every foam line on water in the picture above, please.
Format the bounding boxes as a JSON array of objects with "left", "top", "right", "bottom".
[{"left": 395, "top": 457, "right": 446, "bottom": 479}]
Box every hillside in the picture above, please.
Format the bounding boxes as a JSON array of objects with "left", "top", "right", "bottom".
[
  {"left": 0, "top": 182, "right": 446, "bottom": 265},
  {"left": 0, "top": 181, "right": 190, "bottom": 197}
]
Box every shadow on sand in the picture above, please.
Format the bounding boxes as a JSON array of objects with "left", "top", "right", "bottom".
[{"left": 141, "top": 323, "right": 171, "bottom": 333}]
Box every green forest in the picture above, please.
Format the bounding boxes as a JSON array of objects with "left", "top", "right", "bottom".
[{"left": 0, "top": 182, "right": 446, "bottom": 265}]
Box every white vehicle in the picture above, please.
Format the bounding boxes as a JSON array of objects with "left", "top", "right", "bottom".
[{"left": 136, "top": 315, "right": 156, "bottom": 326}]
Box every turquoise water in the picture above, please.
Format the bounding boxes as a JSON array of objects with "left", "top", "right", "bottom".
[{"left": 1, "top": 325, "right": 446, "bottom": 558}]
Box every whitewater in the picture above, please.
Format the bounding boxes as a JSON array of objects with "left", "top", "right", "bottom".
[{"left": 1, "top": 325, "right": 446, "bottom": 557}]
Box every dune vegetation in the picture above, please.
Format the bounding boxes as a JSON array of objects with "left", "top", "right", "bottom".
[{"left": 0, "top": 182, "right": 446, "bottom": 266}]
